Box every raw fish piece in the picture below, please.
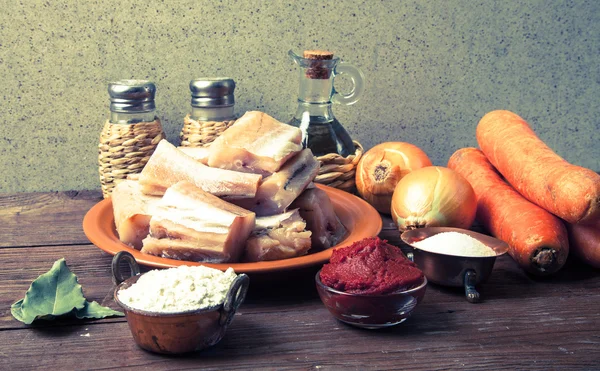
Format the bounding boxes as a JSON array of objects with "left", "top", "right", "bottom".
[
  {"left": 231, "top": 149, "right": 319, "bottom": 216},
  {"left": 139, "top": 140, "right": 261, "bottom": 197},
  {"left": 290, "top": 187, "right": 348, "bottom": 251},
  {"left": 207, "top": 111, "right": 303, "bottom": 175},
  {"left": 245, "top": 209, "right": 312, "bottom": 262},
  {"left": 177, "top": 146, "right": 210, "bottom": 165},
  {"left": 141, "top": 181, "right": 255, "bottom": 263},
  {"left": 111, "top": 180, "right": 161, "bottom": 250}
]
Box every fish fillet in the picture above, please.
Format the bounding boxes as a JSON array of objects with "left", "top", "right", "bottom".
[
  {"left": 177, "top": 146, "right": 210, "bottom": 165},
  {"left": 231, "top": 149, "right": 319, "bottom": 216},
  {"left": 245, "top": 209, "right": 312, "bottom": 262},
  {"left": 207, "top": 111, "right": 303, "bottom": 175},
  {"left": 111, "top": 180, "right": 161, "bottom": 250},
  {"left": 141, "top": 181, "right": 256, "bottom": 263},
  {"left": 290, "top": 187, "right": 348, "bottom": 252},
  {"left": 138, "top": 139, "right": 262, "bottom": 197}
]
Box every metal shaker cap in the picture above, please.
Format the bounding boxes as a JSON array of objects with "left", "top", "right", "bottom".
[
  {"left": 108, "top": 80, "right": 156, "bottom": 113},
  {"left": 190, "top": 78, "right": 235, "bottom": 108}
]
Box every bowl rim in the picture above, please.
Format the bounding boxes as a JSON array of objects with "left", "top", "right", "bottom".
[
  {"left": 400, "top": 226, "right": 510, "bottom": 258},
  {"left": 412, "top": 246, "right": 498, "bottom": 261},
  {"left": 113, "top": 276, "right": 223, "bottom": 317},
  {"left": 315, "top": 269, "right": 428, "bottom": 298}
]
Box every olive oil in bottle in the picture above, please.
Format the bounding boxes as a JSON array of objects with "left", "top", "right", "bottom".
[{"left": 288, "top": 49, "right": 365, "bottom": 157}]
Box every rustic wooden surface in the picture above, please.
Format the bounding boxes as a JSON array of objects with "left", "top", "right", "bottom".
[{"left": 1, "top": 190, "right": 599, "bottom": 370}]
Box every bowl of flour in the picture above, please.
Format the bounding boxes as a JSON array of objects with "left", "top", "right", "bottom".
[
  {"left": 401, "top": 227, "right": 509, "bottom": 303},
  {"left": 112, "top": 251, "right": 249, "bottom": 354}
]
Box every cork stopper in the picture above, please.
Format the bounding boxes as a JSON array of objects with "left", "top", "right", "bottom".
[
  {"left": 303, "top": 50, "right": 334, "bottom": 79},
  {"left": 303, "top": 50, "right": 334, "bottom": 60}
]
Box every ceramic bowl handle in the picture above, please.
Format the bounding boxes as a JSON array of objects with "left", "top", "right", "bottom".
[
  {"left": 464, "top": 269, "right": 481, "bottom": 303},
  {"left": 331, "top": 63, "right": 365, "bottom": 106},
  {"left": 111, "top": 251, "right": 141, "bottom": 285},
  {"left": 220, "top": 274, "right": 250, "bottom": 327}
]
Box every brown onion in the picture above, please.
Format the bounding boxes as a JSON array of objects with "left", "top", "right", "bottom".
[
  {"left": 356, "top": 142, "right": 432, "bottom": 213},
  {"left": 391, "top": 166, "right": 477, "bottom": 231}
]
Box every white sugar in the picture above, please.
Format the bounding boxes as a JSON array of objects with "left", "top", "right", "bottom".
[{"left": 412, "top": 231, "right": 496, "bottom": 257}]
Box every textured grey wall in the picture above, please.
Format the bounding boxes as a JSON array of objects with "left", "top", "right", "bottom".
[{"left": 0, "top": 0, "right": 598, "bottom": 193}]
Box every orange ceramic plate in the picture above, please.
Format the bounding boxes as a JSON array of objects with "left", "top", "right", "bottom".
[{"left": 83, "top": 184, "right": 382, "bottom": 274}]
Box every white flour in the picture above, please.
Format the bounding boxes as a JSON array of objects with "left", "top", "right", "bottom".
[
  {"left": 412, "top": 231, "right": 496, "bottom": 257},
  {"left": 118, "top": 266, "right": 237, "bottom": 313}
]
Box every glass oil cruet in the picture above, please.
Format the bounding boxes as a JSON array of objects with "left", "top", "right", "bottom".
[{"left": 288, "top": 50, "right": 365, "bottom": 157}]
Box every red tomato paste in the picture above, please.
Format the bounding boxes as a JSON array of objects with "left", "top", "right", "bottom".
[{"left": 320, "top": 237, "right": 424, "bottom": 295}]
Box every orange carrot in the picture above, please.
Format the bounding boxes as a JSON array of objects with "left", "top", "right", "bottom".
[
  {"left": 476, "top": 110, "right": 600, "bottom": 224},
  {"left": 448, "top": 147, "right": 569, "bottom": 276},
  {"left": 566, "top": 219, "right": 600, "bottom": 269}
]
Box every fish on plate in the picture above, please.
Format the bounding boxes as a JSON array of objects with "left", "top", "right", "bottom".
[
  {"left": 245, "top": 208, "right": 312, "bottom": 262},
  {"left": 141, "top": 181, "right": 256, "bottom": 263},
  {"left": 231, "top": 149, "right": 319, "bottom": 216},
  {"left": 111, "top": 180, "right": 161, "bottom": 250},
  {"left": 291, "top": 187, "right": 348, "bottom": 252},
  {"left": 207, "top": 111, "right": 303, "bottom": 176},
  {"left": 139, "top": 140, "right": 262, "bottom": 198}
]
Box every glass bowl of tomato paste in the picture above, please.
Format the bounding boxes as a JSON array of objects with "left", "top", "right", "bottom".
[
  {"left": 315, "top": 271, "right": 427, "bottom": 329},
  {"left": 315, "top": 237, "right": 427, "bottom": 329}
]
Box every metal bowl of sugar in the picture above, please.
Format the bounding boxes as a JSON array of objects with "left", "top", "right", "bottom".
[{"left": 401, "top": 227, "right": 509, "bottom": 303}]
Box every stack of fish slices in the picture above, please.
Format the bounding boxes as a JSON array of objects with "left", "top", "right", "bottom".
[{"left": 112, "top": 111, "right": 347, "bottom": 264}]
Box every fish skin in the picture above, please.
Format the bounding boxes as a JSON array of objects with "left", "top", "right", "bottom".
[
  {"left": 141, "top": 181, "right": 256, "bottom": 263},
  {"left": 111, "top": 180, "right": 161, "bottom": 250},
  {"left": 139, "top": 140, "right": 262, "bottom": 198},
  {"left": 231, "top": 149, "right": 319, "bottom": 216},
  {"left": 245, "top": 209, "right": 312, "bottom": 262},
  {"left": 290, "top": 187, "right": 348, "bottom": 252},
  {"left": 207, "top": 111, "right": 303, "bottom": 176}
]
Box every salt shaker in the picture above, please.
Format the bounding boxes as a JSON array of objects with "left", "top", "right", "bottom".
[
  {"left": 180, "top": 78, "right": 237, "bottom": 147},
  {"left": 98, "top": 80, "right": 165, "bottom": 198}
]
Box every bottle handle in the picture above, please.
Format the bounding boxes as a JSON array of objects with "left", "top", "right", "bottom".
[{"left": 331, "top": 62, "right": 365, "bottom": 106}]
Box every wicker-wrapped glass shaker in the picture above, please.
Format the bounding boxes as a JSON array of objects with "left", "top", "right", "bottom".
[
  {"left": 98, "top": 80, "right": 165, "bottom": 198},
  {"left": 180, "top": 78, "right": 237, "bottom": 147}
]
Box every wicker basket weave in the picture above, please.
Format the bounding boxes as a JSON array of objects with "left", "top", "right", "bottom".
[
  {"left": 98, "top": 119, "right": 166, "bottom": 198},
  {"left": 179, "top": 114, "right": 236, "bottom": 147},
  {"left": 313, "top": 141, "right": 363, "bottom": 193}
]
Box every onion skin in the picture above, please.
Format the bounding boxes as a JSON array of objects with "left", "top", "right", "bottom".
[
  {"left": 391, "top": 166, "right": 477, "bottom": 231},
  {"left": 356, "top": 142, "right": 432, "bottom": 214},
  {"left": 567, "top": 218, "right": 600, "bottom": 268}
]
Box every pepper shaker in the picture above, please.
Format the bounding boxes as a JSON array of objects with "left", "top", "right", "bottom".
[
  {"left": 180, "top": 78, "right": 237, "bottom": 147},
  {"left": 98, "top": 80, "right": 165, "bottom": 198}
]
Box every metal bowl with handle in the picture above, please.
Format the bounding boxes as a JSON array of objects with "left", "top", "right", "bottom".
[
  {"left": 401, "top": 227, "right": 509, "bottom": 303},
  {"left": 112, "top": 251, "right": 249, "bottom": 354}
]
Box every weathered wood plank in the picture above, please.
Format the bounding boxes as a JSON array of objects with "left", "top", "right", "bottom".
[
  {"left": 0, "top": 190, "right": 395, "bottom": 250},
  {"left": 1, "top": 191, "right": 599, "bottom": 370},
  {"left": 1, "top": 292, "right": 598, "bottom": 370},
  {"left": 2, "top": 244, "right": 599, "bottom": 326},
  {"left": 1, "top": 243, "right": 599, "bottom": 370},
  {"left": 0, "top": 190, "right": 102, "bottom": 248}
]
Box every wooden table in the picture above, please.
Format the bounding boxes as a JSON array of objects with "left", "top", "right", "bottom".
[{"left": 1, "top": 190, "right": 599, "bottom": 370}]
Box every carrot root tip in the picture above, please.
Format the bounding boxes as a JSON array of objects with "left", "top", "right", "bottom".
[{"left": 531, "top": 248, "right": 558, "bottom": 274}]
